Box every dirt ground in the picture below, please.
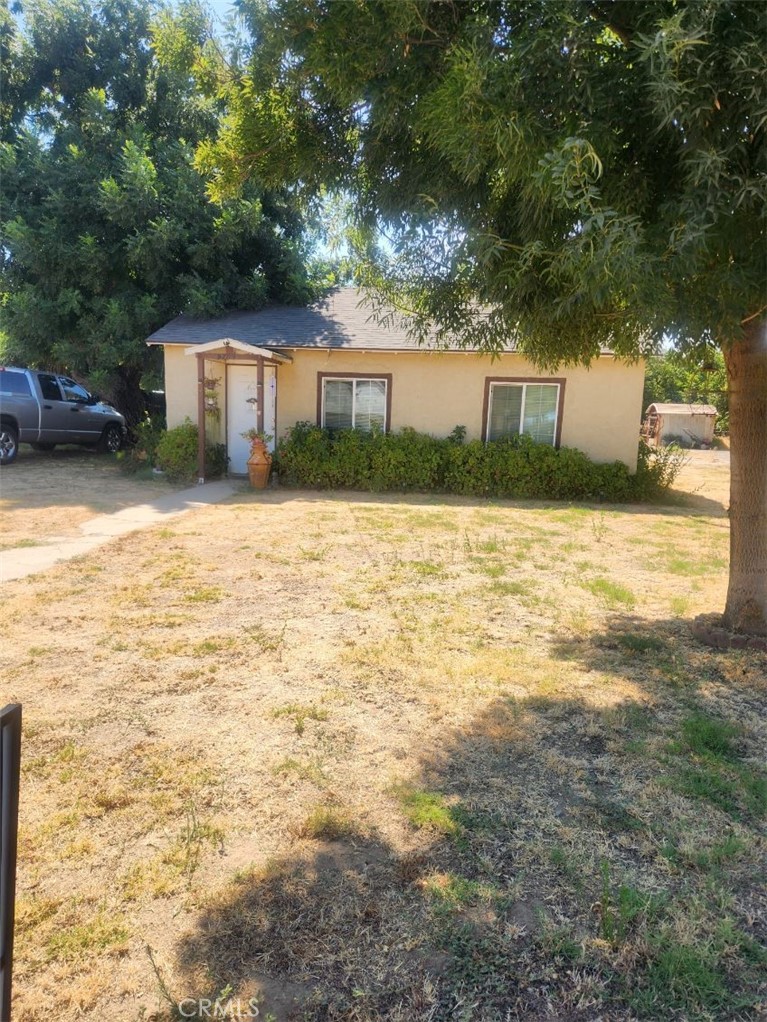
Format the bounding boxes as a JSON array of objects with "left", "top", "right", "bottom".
[{"left": 2, "top": 449, "right": 764, "bottom": 1022}]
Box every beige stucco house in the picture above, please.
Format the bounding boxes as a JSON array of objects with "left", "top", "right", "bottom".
[{"left": 146, "top": 288, "right": 645, "bottom": 478}]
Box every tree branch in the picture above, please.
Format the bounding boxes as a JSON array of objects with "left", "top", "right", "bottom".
[{"left": 741, "top": 305, "right": 767, "bottom": 325}]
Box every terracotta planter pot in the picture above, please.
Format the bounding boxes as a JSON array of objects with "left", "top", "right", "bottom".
[{"left": 247, "top": 442, "right": 272, "bottom": 489}]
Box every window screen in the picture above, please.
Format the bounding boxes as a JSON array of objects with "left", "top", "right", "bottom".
[
  {"left": 488, "top": 385, "right": 523, "bottom": 441},
  {"left": 324, "top": 380, "right": 354, "bottom": 430},
  {"left": 488, "top": 382, "right": 559, "bottom": 445},
  {"left": 323, "top": 378, "right": 387, "bottom": 432},
  {"left": 354, "top": 380, "right": 386, "bottom": 431},
  {"left": 522, "top": 385, "right": 558, "bottom": 445}
]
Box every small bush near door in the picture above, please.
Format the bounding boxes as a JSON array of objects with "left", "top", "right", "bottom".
[
  {"left": 275, "top": 424, "right": 682, "bottom": 502},
  {"left": 155, "top": 420, "right": 228, "bottom": 483}
]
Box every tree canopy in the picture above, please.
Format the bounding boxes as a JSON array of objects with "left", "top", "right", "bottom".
[
  {"left": 202, "top": 0, "right": 765, "bottom": 359},
  {"left": 0, "top": 0, "right": 321, "bottom": 420}
]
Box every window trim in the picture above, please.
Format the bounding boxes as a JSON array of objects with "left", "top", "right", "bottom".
[
  {"left": 317, "top": 372, "right": 392, "bottom": 432},
  {"left": 482, "top": 376, "right": 566, "bottom": 447}
]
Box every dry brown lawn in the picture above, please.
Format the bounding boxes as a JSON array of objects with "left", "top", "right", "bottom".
[
  {"left": 3, "top": 449, "right": 765, "bottom": 1022},
  {"left": 0, "top": 447, "right": 174, "bottom": 549}
]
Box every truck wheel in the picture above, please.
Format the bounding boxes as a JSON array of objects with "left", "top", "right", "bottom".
[
  {"left": 98, "top": 423, "right": 123, "bottom": 454},
  {"left": 30, "top": 442, "right": 56, "bottom": 452},
  {"left": 0, "top": 423, "right": 19, "bottom": 465}
]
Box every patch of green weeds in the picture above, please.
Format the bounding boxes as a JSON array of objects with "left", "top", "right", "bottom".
[
  {"left": 299, "top": 545, "right": 330, "bottom": 562},
  {"left": 390, "top": 785, "right": 463, "bottom": 836},
  {"left": 599, "top": 862, "right": 664, "bottom": 944},
  {"left": 681, "top": 714, "right": 740, "bottom": 760},
  {"left": 666, "top": 713, "right": 766, "bottom": 820},
  {"left": 669, "top": 595, "right": 691, "bottom": 616},
  {"left": 685, "top": 834, "right": 747, "bottom": 871},
  {"left": 487, "top": 578, "right": 539, "bottom": 603},
  {"left": 46, "top": 907, "right": 129, "bottom": 963},
  {"left": 183, "top": 586, "right": 223, "bottom": 604},
  {"left": 612, "top": 702, "right": 654, "bottom": 735},
  {"left": 271, "top": 757, "right": 327, "bottom": 784},
  {"left": 477, "top": 536, "right": 505, "bottom": 554},
  {"left": 474, "top": 559, "right": 506, "bottom": 579},
  {"left": 0, "top": 538, "right": 45, "bottom": 551},
  {"left": 440, "top": 923, "right": 531, "bottom": 1006},
  {"left": 538, "top": 921, "right": 584, "bottom": 962},
  {"left": 549, "top": 845, "right": 584, "bottom": 890},
  {"left": 190, "top": 637, "right": 237, "bottom": 656},
  {"left": 15, "top": 896, "right": 61, "bottom": 937},
  {"left": 271, "top": 703, "right": 328, "bottom": 736},
  {"left": 164, "top": 802, "right": 224, "bottom": 883},
  {"left": 673, "top": 763, "right": 766, "bottom": 819},
  {"left": 245, "top": 623, "right": 285, "bottom": 654},
  {"left": 631, "top": 939, "right": 729, "bottom": 1018},
  {"left": 581, "top": 576, "right": 636, "bottom": 609},
  {"left": 615, "top": 633, "right": 667, "bottom": 654},
  {"left": 663, "top": 554, "right": 728, "bottom": 576},
  {"left": 26, "top": 645, "right": 49, "bottom": 658},
  {"left": 298, "top": 805, "right": 358, "bottom": 841},
  {"left": 425, "top": 873, "right": 499, "bottom": 912},
  {"left": 449, "top": 805, "right": 508, "bottom": 835},
  {"left": 407, "top": 560, "right": 444, "bottom": 577}
]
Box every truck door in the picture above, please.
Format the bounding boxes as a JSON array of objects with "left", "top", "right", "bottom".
[
  {"left": 36, "top": 373, "right": 87, "bottom": 442},
  {"left": 58, "top": 377, "right": 101, "bottom": 442}
]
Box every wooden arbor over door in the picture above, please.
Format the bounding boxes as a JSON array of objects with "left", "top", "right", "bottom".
[{"left": 192, "top": 345, "right": 289, "bottom": 482}]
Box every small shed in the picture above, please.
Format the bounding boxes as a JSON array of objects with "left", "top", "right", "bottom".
[{"left": 643, "top": 403, "right": 718, "bottom": 447}]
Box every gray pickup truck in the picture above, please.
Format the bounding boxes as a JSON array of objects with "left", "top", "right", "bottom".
[{"left": 0, "top": 366, "right": 127, "bottom": 465}]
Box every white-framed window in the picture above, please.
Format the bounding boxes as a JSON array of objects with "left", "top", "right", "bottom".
[
  {"left": 321, "top": 376, "right": 388, "bottom": 432},
  {"left": 486, "top": 381, "right": 561, "bottom": 445}
]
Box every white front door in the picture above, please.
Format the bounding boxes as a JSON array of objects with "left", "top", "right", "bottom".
[{"left": 226, "top": 364, "right": 277, "bottom": 474}]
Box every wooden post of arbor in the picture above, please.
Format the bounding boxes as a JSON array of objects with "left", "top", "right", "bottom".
[
  {"left": 197, "top": 354, "right": 206, "bottom": 484},
  {"left": 256, "top": 357, "right": 264, "bottom": 434}
]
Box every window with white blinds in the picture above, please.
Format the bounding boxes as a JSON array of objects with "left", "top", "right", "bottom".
[
  {"left": 487, "top": 382, "right": 560, "bottom": 445},
  {"left": 322, "top": 378, "right": 387, "bottom": 432}
]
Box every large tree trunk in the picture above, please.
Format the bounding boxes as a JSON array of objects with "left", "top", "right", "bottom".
[
  {"left": 107, "top": 363, "right": 147, "bottom": 430},
  {"left": 722, "top": 318, "right": 767, "bottom": 636}
]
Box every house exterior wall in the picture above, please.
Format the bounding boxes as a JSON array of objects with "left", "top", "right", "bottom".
[
  {"left": 163, "top": 345, "right": 646, "bottom": 470},
  {"left": 275, "top": 349, "right": 645, "bottom": 470},
  {"left": 164, "top": 344, "right": 199, "bottom": 426}
]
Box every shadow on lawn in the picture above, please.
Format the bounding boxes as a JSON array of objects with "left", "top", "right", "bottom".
[{"left": 165, "top": 619, "right": 765, "bottom": 1022}]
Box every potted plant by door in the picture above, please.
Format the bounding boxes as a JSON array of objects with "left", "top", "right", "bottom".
[{"left": 241, "top": 429, "right": 273, "bottom": 489}]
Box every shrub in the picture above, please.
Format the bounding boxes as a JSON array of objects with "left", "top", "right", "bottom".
[
  {"left": 155, "top": 420, "right": 228, "bottom": 483},
  {"left": 117, "top": 415, "right": 166, "bottom": 474},
  {"left": 275, "top": 424, "right": 673, "bottom": 503},
  {"left": 632, "top": 440, "right": 687, "bottom": 499}
]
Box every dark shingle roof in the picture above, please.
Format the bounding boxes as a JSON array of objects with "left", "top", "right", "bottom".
[
  {"left": 147, "top": 286, "right": 618, "bottom": 356},
  {"left": 147, "top": 287, "right": 504, "bottom": 352}
]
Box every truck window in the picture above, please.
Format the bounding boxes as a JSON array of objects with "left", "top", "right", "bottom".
[
  {"left": 0, "top": 371, "right": 32, "bottom": 396},
  {"left": 59, "top": 378, "right": 90, "bottom": 402},
  {"left": 38, "top": 374, "right": 63, "bottom": 401}
]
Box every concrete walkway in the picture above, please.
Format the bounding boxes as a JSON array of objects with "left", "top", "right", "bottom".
[{"left": 0, "top": 480, "right": 239, "bottom": 583}]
